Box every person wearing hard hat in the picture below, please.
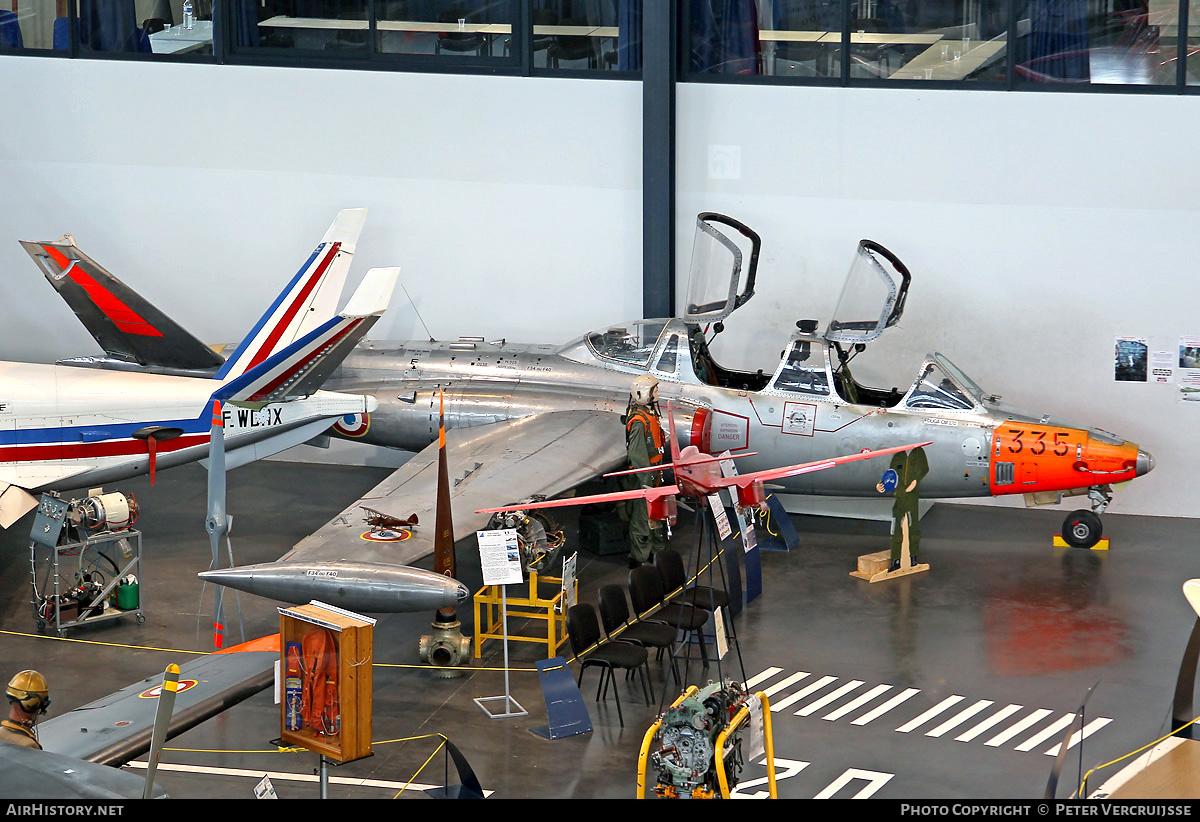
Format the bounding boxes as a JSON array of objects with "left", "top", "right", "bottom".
[
  {"left": 1, "top": 670, "right": 50, "bottom": 749},
  {"left": 625, "top": 375, "right": 668, "bottom": 568}
]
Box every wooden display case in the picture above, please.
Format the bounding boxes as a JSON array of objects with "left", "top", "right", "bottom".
[{"left": 279, "top": 602, "right": 375, "bottom": 763}]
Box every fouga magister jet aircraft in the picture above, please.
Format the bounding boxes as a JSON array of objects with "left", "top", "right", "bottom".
[
  {"left": 30, "top": 214, "right": 1152, "bottom": 571},
  {"left": 0, "top": 212, "right": 393, "bottom": 529}
]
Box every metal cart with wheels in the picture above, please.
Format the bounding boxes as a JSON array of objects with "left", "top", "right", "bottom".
[{"left": 28, "top": 493, "right": 145, "bottom": 637}]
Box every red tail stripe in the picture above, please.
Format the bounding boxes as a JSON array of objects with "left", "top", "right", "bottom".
[
  {"left": 42, "top": 246, "right": 165, "bottom": 338},
  {"left": 244, "top": 242, "right": 340, "bottom": 373}
]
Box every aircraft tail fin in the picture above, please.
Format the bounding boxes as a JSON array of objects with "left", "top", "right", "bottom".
[
  {"left": 216, "top": 208, "right": 367, "bottom": 380},
  {"left": 20, "top": 235, "right": 226, "bottom": 373},
  {"left": 214, "top": 267, "right": 398, "bottom": 405}
]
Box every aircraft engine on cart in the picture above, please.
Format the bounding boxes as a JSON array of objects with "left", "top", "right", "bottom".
[
  {"left": 70, "top": 492, "right": 137, "bottom": 533},
  {"left": 483, "top": 503, "right": 564, "bottom": 573},
  {"left": 650, "top": 680, "right": 748, "bottom": 799}
]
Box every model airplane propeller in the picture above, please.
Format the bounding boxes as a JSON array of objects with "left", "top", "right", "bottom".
[{"left": 478, "top": 402, "right": 933, "bottom": 523}]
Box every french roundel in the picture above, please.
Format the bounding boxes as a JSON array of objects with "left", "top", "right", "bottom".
[
  {"left": 361, "top": 528, "right": 411, "bottom": 542},
  {"left": 138, "top": 679, "right": 199, "bottom": 699},
  {"left": 333, "top": 412, "right": 370, "bottom": 438}
]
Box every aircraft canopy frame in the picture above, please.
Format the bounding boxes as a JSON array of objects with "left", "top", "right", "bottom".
[
  {"left": 825, "top": 240, "right": 911, "bottom": 345},
  {"left": 683, "top": 213, "right": 761, "bottom": 325}
]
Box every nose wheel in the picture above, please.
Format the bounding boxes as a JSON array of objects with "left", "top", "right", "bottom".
[{"left": 1062, "top": 509, "right": 1103, "bottom": 549}]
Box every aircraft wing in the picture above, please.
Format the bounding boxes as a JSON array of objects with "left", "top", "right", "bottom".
[
  {"left": 0, "top": 744, "right": 167, "bottom": 799},
  {"left": 38, "top": 649, "right": 276, "bottom": 766},
  {"left": 282, "top": 409, "right": 627, "bottom": 567}
]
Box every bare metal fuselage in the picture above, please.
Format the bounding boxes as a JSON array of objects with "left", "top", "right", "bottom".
[{"left": 322, "top": 321, "right": 1145, "bottom": 505}]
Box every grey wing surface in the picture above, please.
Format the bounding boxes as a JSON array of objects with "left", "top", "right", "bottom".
[
  {"left": 0, "top": 745, "right": 167, "bottom": 799},
  {"left": 38, "top": 650, "right": 275, "bottom": 766},
  {"left": 283, "top": 409, "right": 627, "bottom": 567}
]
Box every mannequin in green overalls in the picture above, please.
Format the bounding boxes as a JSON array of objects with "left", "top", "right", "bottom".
[
  {"left": 877, "top": 445, "right": 929, "bottom": 572},
  {"left": 625, "top": 375, "right": 667, "bottom": 568}
]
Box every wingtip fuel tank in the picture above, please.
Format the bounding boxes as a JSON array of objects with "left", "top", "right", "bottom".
[{"left": 198, "top": 560, "right": 468, "bottom": 614}]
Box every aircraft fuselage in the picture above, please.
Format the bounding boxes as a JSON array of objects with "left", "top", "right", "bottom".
[{"left": 323, "top": 322, "right": 1150, "bottom": 506}]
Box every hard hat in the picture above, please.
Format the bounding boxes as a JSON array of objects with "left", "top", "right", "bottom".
[
  {"left": 7, "top": 670, "right": 50, "bottom": 715},
  {"left": 631, "top": 375, "right": 659, "bottom": 406}
]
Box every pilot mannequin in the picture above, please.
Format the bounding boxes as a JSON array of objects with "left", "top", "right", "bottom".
[
  {"left": 1, "top": 670, "right": 50, "bottom": 749},
  {"left": 625, "top": 375, "right": 667, "bottom": 568}
]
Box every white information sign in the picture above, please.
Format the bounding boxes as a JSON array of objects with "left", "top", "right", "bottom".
[
  {"left": 747, "top": 694, "right": 766, "bottom": 762},
  {"left": 559, "top": 551, "right": 578, "bottom": 613},
  {"left": 719, "top": 451, "right": 758, "bottom": 553},
  {"left": 714, "top": 606, "right": 729, "bottom": 659},
  {"left": 708, "top": 493, "right": 733, "bottom": 540},
  {"left": 477, "top": 528, "right": 523, "bottom": 586}
]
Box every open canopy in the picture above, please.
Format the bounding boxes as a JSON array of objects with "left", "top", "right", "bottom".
[
  {"left": 683, "top": 213, "right": 760, "bottom": 324},
  {"left": 825, "top": 240, "right": 911, "bottom": 345}
]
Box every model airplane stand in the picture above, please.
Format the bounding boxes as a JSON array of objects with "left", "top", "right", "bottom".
[
  {"left": 850, "top": 544, "right": 930, "bottom": 583},
  {"left": 529, "top": 656, "right": 593, "bottom": 740},
  {"left": 754, "top": 493, "right": 800, "bottom": 553},
  {"left": 423, "top": 737, "right": 487, "bottom": 799},
  {"left": 473, "top": 568, "right": 574, "bottom": 660},
  {"left": 668, "top": 505, "right": 747, "bottom": 704},
  {"left": 1052, "top": 535, "right": 1110, "bottom": 550}
]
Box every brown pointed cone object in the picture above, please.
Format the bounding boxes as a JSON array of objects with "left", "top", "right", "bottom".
[{"left": 434, "top": 389, "right": 456, "bottom": 624}]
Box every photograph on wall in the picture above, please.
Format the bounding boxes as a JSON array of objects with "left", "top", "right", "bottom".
[
  {"left": 1180, "top": 336, "right": 1200, "bottom": 369},
  {"left": 1178, "top": 336, "right": 1200, "bottom": 403},
  {"left": 1114, "top": 337, "right": 1148, "bottom": 382}
]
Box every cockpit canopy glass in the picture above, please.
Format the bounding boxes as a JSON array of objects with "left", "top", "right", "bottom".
[
  {"left": 825, "top": 240, "right": 911, "bottom": 345},
  {"left": 905, "top": 357, "right": 979, "bottom": 411},
  {"left": 586, "top": 320, "right": 670, "bottom": 367},
  {"left": 772, "top": 341, "right": 830, "bottom": 395},
  {"left": 683, "top": 213, "right": 760, "bottom": 324}
]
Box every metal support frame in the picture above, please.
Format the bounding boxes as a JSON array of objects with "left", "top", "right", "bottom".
[{"left": 642, "top": 1, "right": 676, "bottom": 320}]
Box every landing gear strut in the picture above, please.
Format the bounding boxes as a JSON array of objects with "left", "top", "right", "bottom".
[{"left": 1061, "top": 486, "right": 1111, "bottom": 549}]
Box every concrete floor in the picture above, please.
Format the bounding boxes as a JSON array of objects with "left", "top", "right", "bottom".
[{"left": 0, "top": 461, "right": 1195, "bottom": 799}]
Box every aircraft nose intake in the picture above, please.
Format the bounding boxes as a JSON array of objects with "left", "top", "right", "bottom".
[
  {"left": 454, "top": 581, "right": 470, "bottom": 604},
  {"left": 1137, "top": 448, "right": 1154, "bottom": 477}
]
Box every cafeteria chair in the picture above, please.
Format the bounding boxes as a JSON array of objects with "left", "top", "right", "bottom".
[
  {"left": 0, "top": 10, "right": 23, "bottom": 49},
  {"left": 655, "top": 548, "right": 731, "bottom": 611},
  {"left": 597, "top": 583, "right": 677, "bottom": 682},
  {"left": 567, "top": 603, "right": 652, "bottom": 726},
  {"left": 435, "top": 8, "right": 487, "bottom": 56}
]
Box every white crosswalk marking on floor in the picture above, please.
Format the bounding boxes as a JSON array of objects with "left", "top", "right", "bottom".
[
  {"left": 1044, "top": 717, "right": 1113, "bottom": 756},
  {"left": 1015, "top": 713, "right": 1076, "bottom": 752},
  {"left": 851, "top": 687, "right": 920, "bottom": 725},
  {"left": 985, "top": 708, "right": 1053, "bottom": 747},
  {"left": 796, "top": 680, "right": 864, "bottom": 717},
  {"left": 743, "top": 668, "right": 1113, "bottom": 755},
  {"left": 955, "top": 703, "right": 1024, "bottom": 742},
  {"left": 896, "top": 695, "right": 966, "bottom": 733},
  {"left": 926, "top": 700, "right": 994, "bottom": 738},
  {"left": 770, "top": 675, "right": 837, "bottom": 712},
  {"left": 824, "top": 684, "right": 893, "bottom": 722}
]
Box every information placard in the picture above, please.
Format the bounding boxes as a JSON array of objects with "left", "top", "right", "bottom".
[{"left": 477, "top": 529, "right": 523, "bottom": 586}]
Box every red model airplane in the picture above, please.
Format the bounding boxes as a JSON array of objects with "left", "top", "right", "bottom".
[{"left": 477, "top": 404, "right": 932, "bottom": 524}]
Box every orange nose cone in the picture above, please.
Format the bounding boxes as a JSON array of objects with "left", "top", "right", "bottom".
[{"left": 1078, "top": 437, "right": 1142, "bottom": 478}]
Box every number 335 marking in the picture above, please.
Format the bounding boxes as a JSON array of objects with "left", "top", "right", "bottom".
[{"left": 1005, "top": 429, "right": 1069, "bottom": 457}]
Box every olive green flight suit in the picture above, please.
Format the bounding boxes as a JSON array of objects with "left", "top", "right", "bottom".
[
  {"left": 888, "top": 446, "right": 929, "bottom": 563},
  {"left": 626, "top": 408, "right": 666, "bottom": 564}
]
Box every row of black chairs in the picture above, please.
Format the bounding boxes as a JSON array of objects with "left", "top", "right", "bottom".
[{"left": 566, "top": 548, "right": 734, "bottom": 725}]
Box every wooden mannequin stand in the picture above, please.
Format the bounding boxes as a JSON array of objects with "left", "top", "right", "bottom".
[{"left": 851, "top": 514, "right": 930, "bottom": 583}]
